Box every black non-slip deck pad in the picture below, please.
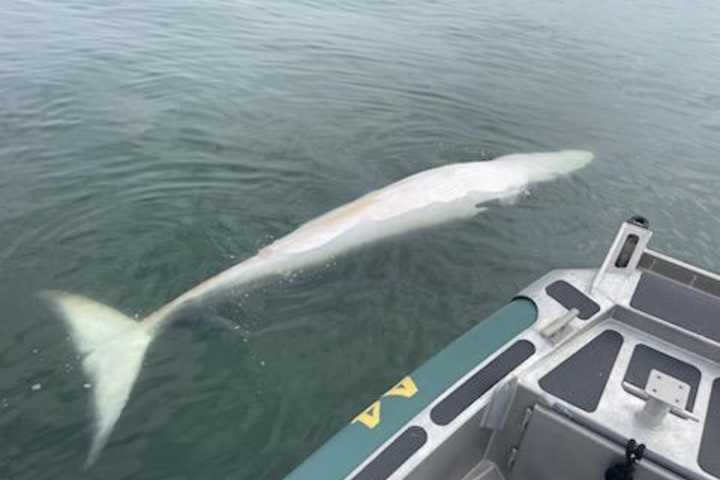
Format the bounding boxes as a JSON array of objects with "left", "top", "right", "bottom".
[
  {"left": 640, "top": 253, "right": 720, "bottom": 298},
  {"left": 699, "top": 378, "right": 720, "bottom": 477},
  {"left": 352, "top": 426, "right": 427, "bottom": 480},
  {"left": 546, "top": 281, "right": 600, "bottom": 320},
  {"left": 631, "top": 271, "right": 720, "bottom": 343},
  {"left": 430, "top": 340, "right": 536, "bottom": 426},
  {"left": 539, "top": 330, "right": 623, "bottom": 412},
  {"left": 623, "top": 344, "right": 700, "bottom": 412}
]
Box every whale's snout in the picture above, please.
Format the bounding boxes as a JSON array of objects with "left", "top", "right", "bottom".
[
  {"left": 496, "top": 150, "right": 593, "bottom": 183},
  {"left": 552, "top": 149, "right": 594, "bottom": 172}
]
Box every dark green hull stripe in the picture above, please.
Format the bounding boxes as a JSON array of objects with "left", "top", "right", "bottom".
[{"left": 284, "top": 299, "right": 537, "bottom": 480}]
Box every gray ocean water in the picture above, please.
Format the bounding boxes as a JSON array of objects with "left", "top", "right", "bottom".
[{"left": 2, "top": 0, "right": 720, "bottom": 478}]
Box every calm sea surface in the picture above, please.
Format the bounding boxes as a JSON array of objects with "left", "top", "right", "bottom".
[{"left": 2, "top": 1, "right": 720, "bottom": 478}]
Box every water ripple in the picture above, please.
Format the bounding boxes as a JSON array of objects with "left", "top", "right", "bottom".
[{"left": 2, "top": 0, "right": 720, "bottom": 478}]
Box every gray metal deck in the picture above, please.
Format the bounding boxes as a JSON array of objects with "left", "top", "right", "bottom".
[{"left": 340, "top": 219, "right": 720, "bottom": 480}]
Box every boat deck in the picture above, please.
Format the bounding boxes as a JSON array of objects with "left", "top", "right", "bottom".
[
  {"left": 402, "top": 220, "right": 720, "bottom": 480},
  {"left": 461, "top": 223, "right": 720, "bottom": 480},
  {"left": 284, "top": 219, "right": 720, "bottom": 480}
]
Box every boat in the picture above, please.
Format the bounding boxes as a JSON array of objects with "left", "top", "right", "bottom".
[{"left": 283, "top": 216, "right": 720, "bottom": 480}]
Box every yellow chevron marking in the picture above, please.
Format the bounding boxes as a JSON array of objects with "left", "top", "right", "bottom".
[
  {"left": 352, "top": 377, "right": 419, "bottom": 429},
  {"left": 353, "top": 401, "right": 381, "bottom": 429},
  {"left": 384, "top": 376, "right": 418, "bottom": 399}
]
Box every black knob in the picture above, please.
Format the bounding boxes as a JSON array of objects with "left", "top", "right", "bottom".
[{"left": 628, "top": 216, "right": 649, "bottom": 229}]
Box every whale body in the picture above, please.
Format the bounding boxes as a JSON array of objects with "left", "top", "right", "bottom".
[{"left": 42, "top": 150, "right": 592, "bottom": 466}]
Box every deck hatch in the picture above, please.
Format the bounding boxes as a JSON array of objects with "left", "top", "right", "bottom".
[
  {"left": 351, "top": 426, "right": 427, "bottom": 480},
  {"left": 699, "top": 378, "right": 720, "bottom": 476},
  {"left": 546, "top": 281, "right": 600, "bottom": 320},
  {"left": 430, "top": 340, "right": 535, "bottom": 426},
  {"left": 631, "top": 271, "right": 720, "bottom": 343},
  {"left": 539, "top": 330, "right": 623, "bottom": 412},
  {"left": 623, "top": 344, "right": 700, "bottom": 412}
]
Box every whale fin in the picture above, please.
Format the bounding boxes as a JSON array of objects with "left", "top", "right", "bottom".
[{"left": 40, "top": 291, "right": 152, "bottom": 467}]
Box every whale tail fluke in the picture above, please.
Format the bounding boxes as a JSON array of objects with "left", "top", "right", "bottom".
[{"left": 40, "top": 291, "right": 153, "bottom": 467}]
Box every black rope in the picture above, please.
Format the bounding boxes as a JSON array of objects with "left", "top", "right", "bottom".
[{"left": 605, "top": 439, "right": 646, "bottom": 480}]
